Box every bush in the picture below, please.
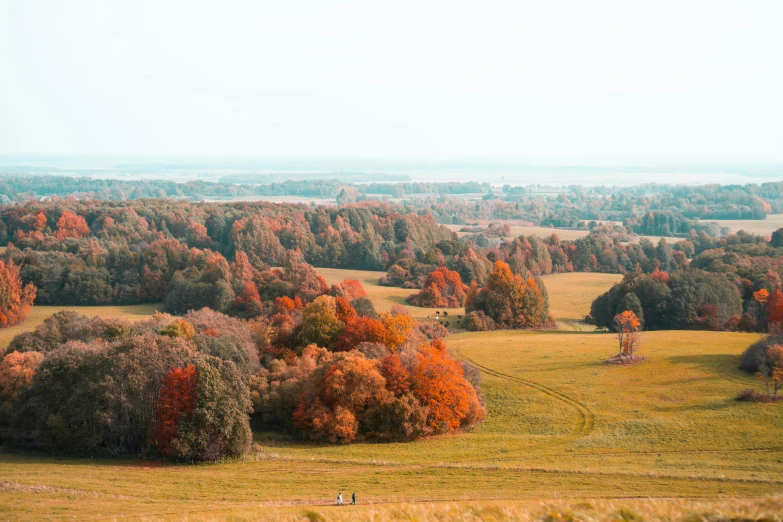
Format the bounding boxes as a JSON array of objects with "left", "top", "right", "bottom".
[
  {"left": 735, "top": 389, "right": 778, "bottom": 402},
  {"left": 740, "top": 334, "right": 783, "bottom": 374},
  {"left": 463, "top": 311, "right": 496, "bottom": 332}
]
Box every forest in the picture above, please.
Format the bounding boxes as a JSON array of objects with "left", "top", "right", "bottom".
[
  {"left": 2, "top": 174, "right": 782, "bottom": 230},
  {"left": 1, "top": 191, "right": 783, "bottom": 462}
]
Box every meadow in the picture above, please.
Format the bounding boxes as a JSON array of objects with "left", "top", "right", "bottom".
[
  {"left": 1, "top": 271, "right": 782, "bottom": 520},
  {"left": 711, "top": 213, "right": 783, "bottom": 236}
]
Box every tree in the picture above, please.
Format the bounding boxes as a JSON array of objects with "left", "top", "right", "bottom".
[
  {"left": 154, "top": 364, "right": 199, "bottom": 456},
  {"left": 55, "top": 210, "right": 90, "bottom": 239},
  {"left": 756, "top": 344, "right": 783, "bottom": 399},
  {"left": 0, "top": 351, "right": 44, "bottom": 401},
  {"left": 168, "top": 357, "right": 252, "bottom": 461},
  {"left": 617, "top": 293, "right": 644, "bottom": 328},
  {"left": 299, "top": 296, "right": 344, "bottom": 348},
  {"left": 614, "top": 310, "right": 641, "bottom": 359},
  {"left": 0, "top": 260, "right": 37, "bottom": 328},
  {"left": 407, "top": 267, "right": 468, "bottom": 308},
  {"left": 466, "top": 261, "right": 550, "bottom": 330},
  {"left": 381, "top": 311, "right": 416, "bottom": 351},
  {"left": 411, "top": 343, "right": 486, "bottom": 433}
]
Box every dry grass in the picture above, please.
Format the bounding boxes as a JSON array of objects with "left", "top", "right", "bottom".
[
  {"left": 0, "top": 303, "right": 162, "bottom": 350},
  {"left": 542, "top": 273, "right": 623, "bottom": 330},
  {"left": 2, "top": 271, "right": 782, "bottom": 520},
  {"left": 708, "top": 213, "right": 783, "bottom": 236},
  {"left": 317, "top": 267, "right": 464, "bottom": 327},
  {"left": 445, "top": 224, "right": 591, "bottom": 241}
]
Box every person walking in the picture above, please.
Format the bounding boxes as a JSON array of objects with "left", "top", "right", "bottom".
[
  {"left": 337, "top": 492, "right": 343, "bottom": 505},
  {"left": 351, "top": 492, "right": 356, "bottom": 505}
]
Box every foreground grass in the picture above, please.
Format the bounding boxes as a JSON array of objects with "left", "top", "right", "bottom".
[{"left": 2, "top": 270, "right": 782, "bottom": 519}]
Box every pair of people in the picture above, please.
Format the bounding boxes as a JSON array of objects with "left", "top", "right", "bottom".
[{"left": 337, "top": 492, "right": 356, "bottom": 505}]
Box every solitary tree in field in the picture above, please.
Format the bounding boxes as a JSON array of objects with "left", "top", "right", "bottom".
[{"left": 614, "top": 310, "right": 641, "bottom": 359}]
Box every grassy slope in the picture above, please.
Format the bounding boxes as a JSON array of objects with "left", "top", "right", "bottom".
[{"left": 1, "top": 270, "right": 782, "bottom": 520}]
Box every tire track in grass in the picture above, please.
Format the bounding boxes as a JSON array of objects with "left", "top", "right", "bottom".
[
  {"left": 452, "top": 347, "right": 595, "bottom": 437},
  {"left": 715, "top": 361, "right": 757, "bottom": 387}
]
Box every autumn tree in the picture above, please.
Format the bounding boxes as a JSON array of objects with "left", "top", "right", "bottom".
[
  {"left": 411, "top": 343, "right": 486, "bottom": 433},
  {"left": 299, "top": 295, "right": 345, "bottom": 348},
  {"left": 407, "top": 267, "right": 468, "bottom": 308},
  {"left": 154, "top": 364, "right": 199, "bottom": 456},
  {"left": 465, "top": 261, "right": 550, "bottom": 330},
  {"left": 55, "top": 210, "right": 90, "bottom": 239},
  {"left": 614, "top": 310, "right": 641, "bottom": 359},
  {"left": 0, "top": 351, "right": 44, "bottom": 402},
  {"left": 0, "top": 260, "right": 37, "bottom": 328}
]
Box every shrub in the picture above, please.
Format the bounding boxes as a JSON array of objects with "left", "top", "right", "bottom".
[{"left": 463, "top": 311, "right": 496, "bottom": 332}]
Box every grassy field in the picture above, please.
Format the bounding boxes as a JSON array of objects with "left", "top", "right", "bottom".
[
  {"left": 710, "top": 213, "right": 783, "bottom": 236},
  {"left": 0, "top": 304, "right": 162, "bottom": 350},
  {"left": 1, "top": 272, "right": 782, "bottom": 520},
  {"left": 445, "top": 223, "right": 591, "bottom": 241},
  {"left": 443, "top": 223, "right": 679, "bottom": 245}
]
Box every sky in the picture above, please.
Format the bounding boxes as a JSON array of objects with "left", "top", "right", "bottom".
[{"left": 1, "top": 0, "right": 782, "bottom": 162}]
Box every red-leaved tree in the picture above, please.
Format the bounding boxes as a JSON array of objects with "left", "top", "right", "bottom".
[
  {"left": 0, "top": 260, "right": 37, "bottom": 328},
  {"left": 154, "top": 364, "right": 199, "bottom": 456}
]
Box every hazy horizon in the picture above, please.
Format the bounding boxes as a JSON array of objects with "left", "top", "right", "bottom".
[{"left": 2, "top": 0, "right": 783, "bottom": 164}]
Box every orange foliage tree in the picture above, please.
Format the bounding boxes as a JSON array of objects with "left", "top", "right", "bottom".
[
  {"left": 154, "top": 364, "right": 199, "bottom": 456},
  {"left": 465, "top": 261, "right": 550, "bottom": 330},
  {"left": 0, "top": 351, "right": 44, "bottom": 401},
  {"left": 331, "top": 279, "right": 367, "bottom": 300},
  {"left": 55, "top": 210, "right": 90, "bottom": 239},
  {"left": 334, "top": 316, "right": 387, "bottom": 351},
  {"left": 0, "top": 260, "right": 37, "bottom": 328},
  {"left": 381, "top": 311, "right": 416, "bottom": 351},
  {"left": 407, "top": 267, "right": 468, "bottom": 308},
  {"left": 411, "top": 342, "right": 486, "bottom": 433},
  {"left": 764, "top": 289, "right": 783, "bottom": 329},
  {"left": 614, "top": 310, "right": 641, "bottom": 358}
]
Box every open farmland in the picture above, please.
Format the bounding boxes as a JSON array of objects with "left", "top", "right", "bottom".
[
  {"left": 445, "top": 223, "right": 591, "bottom": 241},
  {"left": 1, "top": 270, "right": 781, "bottom": 520},
  {"left": 709, "top": 213, "right": 783, "bottom": 236},
  {"left": 443, "top": 224, "right": 679, "bottom": 245}
]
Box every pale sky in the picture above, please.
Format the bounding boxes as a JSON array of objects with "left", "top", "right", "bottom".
[{"left": 1, "top": 0, "right": 782, "bottom": 161}]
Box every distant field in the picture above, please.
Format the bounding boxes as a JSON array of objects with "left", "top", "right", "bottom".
[
  {"left": 317, "top": 267, "right": 464, "bottom": 326},
  {"left": 543, "top": 272, "right": 622, "bottom": 329},
  {"left": 202, "top": 195, "right": 336, "bottom": 205},
  {"left": 444, "top": 223, "right": 679, "bottom": 245},
  {"left": 445, "top": 223, "right": 590, "bottom": 241},
  {"left": 710, "top": 213, "right": 783, "bottom": 236},
  {"left": 0, "top": 304, "right": 162, "bottom": 350},
  {"left": 2, "top": 270, "right": 782, "bottom": 520}
]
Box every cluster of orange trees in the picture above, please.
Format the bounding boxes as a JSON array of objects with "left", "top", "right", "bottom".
[
  {"left": 406, "top": 267, "right": 468, "bottom": 308},
  {"left": 0, "top": 256, "right": 485, "bottom": 457},
  {"left": 463, "top": 261, "right": 552, "bottom": 331}
]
